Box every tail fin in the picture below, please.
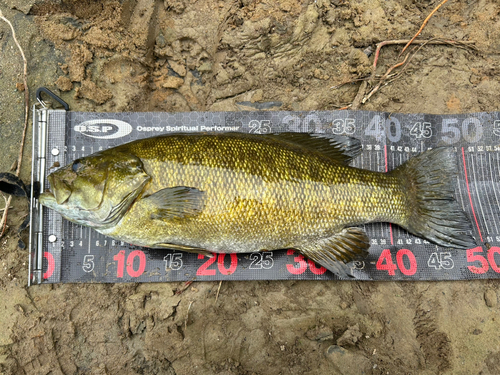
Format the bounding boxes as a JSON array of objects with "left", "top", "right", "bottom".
[{"left": 389, "top": 147, "right": 476, "bottom": 249}]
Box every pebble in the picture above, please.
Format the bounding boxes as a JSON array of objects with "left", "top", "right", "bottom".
[
  {"left": 484, "top": 289, "right": 497, "bottom": 308},
  {"left": 325, "top": 345, "right": 372, "bottom": 375}
]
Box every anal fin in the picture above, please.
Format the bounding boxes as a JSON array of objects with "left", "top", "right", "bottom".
[{"left": 297, "top": 227, "right": 369, "bottom": 278}]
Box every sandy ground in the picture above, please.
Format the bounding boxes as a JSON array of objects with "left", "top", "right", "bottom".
[{"left": 1, "top": 0, "right": 500, "bottom": 374}]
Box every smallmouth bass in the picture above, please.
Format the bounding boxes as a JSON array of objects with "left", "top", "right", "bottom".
[{"left": 39, "top": 132, "right": 476, "bottom": 277}]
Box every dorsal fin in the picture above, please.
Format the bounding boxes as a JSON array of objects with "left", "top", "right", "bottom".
[{"left": 270, "top": 133, "right": 361, "bottom": 165}]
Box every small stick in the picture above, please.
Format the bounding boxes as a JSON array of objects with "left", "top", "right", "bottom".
[
  {"left": 399, "top": 0, "right": 450, "bottom": 56},
  {"left": 382, "top": 40, "right": 436, "bottom": 85},
  {"left": 351, "top": 38, "right": 473, "bottom": 109},
  {"left": 330, "top": 77, "right": 370, "bottom": 90},
  {"left": 215, "top": 280, "right": 223, "bottom": 303},
  {"left": 0, "top": 10, "right": 29, "bottom": 176},
  {"left": 362, "top": 53, "right": 410, "bottom": 104},
  {"left": 364, "top": 38, "right": 455, "bottom": 103},
  {"left": 175, "top": 280, "right": 193, "bottom": 295},
  {"left": 372, "top": 39, "right": 471, "bottom": 81},
  {"left": 185, "top": 301, "right": 194, "bottom": 332},
  {"left": 0, "top": 195, "right": 11, "bottom": 238},
  {"left": 351, "top": 81, "right": 368, "bottom": 110},
  {"left": 0, "top": 9, "right": 30, "bottom": 239}
]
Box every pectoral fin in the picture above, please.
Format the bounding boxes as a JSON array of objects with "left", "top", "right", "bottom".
[
  {"left": 143, "top": 186, "right": 205, "bottom": 220},
  {"left": 153, "top": 242, "right": 214, "bottom": 257},
  {"left": 297, "top": 227, "right": 369, "bottom": 278}
]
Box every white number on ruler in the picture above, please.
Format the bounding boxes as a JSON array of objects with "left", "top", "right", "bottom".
[
  {"left": 365, "top": 115, "right": 385, "bottom": 141},
  {"left": 427, "top": 252, "right": 454, "bottom": 270},
  {"left": 164, "top": 253, "right": 183, "bottom": 271},
  {"left": 441, "top": 118, "right": 483, "bottom": 144},
  {"left": 365, "top": 115, "right": 401, "bottom": 142},
  {"left": 304, "top": 114, "right": 325, "bottom": 133},
  {"left": 332, "top": 118, "right": 356, "bottom": 135},
  {"left": 351, "top": 260, "right": 365, "bottom": 270},
  {"left": 410, "top": 122, "right": 432, "bottom": 139},
  {"left": 386, "top": 117, "right": 401, "bottom": 142},
  {"left": 249, "top": 120, "right": 271, "bottom": 134},
  {"left": 83, "top": 254, "right": 95, "bottom": 273},
  {"left": 281, "top": 114, "right": 325, "bottom": 133},
  {"left": 493, "top": 120, "right": 500, "bottom": 136},
  {"left": 249, "top": 252, "right": 274, "bottom": 269}
]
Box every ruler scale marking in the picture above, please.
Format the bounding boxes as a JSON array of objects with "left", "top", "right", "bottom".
[
  {"left": 481, "top": 153, "right": 499, "bottom": 234},
  {"left": 469, "top": 153, "right": 490, "bottom": 235}
]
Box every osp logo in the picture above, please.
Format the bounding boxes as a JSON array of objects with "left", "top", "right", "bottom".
[{"left": 74, "top": 119, "right": 133, "bottom": 139}]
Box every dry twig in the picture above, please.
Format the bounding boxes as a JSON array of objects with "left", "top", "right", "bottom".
[
  {"left": 349, "top": 38, "right": 474, "bottom": 109},
  {"left": 175, "top": 280, "right": 194, "bottom": 295},
  {"left": 185, "top": 301, "right": 194, "bottom": 332},
  {"left": 0, "top": 9, "right": 30, "bottom": 238},
  {"left": 0, "top": 194, "right": 9, "bottom": 237},
  {"left": 362, "top": 52, "right": 410, "bottom": 104},
  {"left": 215, "top": 280, "right": 223, "bottom": 303},
  {"left": 400, "top": 0, "right": 450, "bottom": 56}
]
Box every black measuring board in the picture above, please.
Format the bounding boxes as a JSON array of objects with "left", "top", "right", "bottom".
[{"left": 29, "top": 109, "right": 500, "bottom": 284}]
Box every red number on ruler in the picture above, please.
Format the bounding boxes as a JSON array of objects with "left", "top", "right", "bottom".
[
  {"left": 307, "top": 259, "right": 327, "bottom": 275},
  {"left": 217, "top": 253, "right": 238, "bottom": 275},
  {"left": 114, "top": 250, "right": 146, "bottom": 278},
  {"left": 127, "top": 250, "right": 146, "bottom": 277},
  {"left": 488, "top": 247, "right": 500, "bottom": 273},
  {"left": 197, "top": 254, "right": 238, "bottom": 276},
  {"left": 396, "top": 249, "right": 417, "bottom": 276},
  {"left": 376, "top": 249, "right": 417, "bottom": 276},
  {"left": 467, "top": 246, "right": 500, "bottom": 274},
  {"left": 466, "top": 247, "right": 489, "bottom": 274},
  {"left": 285, "top": 250, "right": 340, "bottom": 275},
  {"left": 114, "top": 250, "right": 126, "bottom": 278},
  {"left": 197, "top": 254, "right": 217, "bottom": 276},
  {"left": 376, "top": 249, "right": 397, "bottom": 275},
  {"left": 286, "top": 249, "right": 308, "bottom": 275},
  {"left": 43, "top": 251, "right": 55, "bottom": 279}
]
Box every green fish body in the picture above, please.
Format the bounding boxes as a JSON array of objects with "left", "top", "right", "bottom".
[{"left": 39, "top": 133, "right": 476, "bottom": 277}]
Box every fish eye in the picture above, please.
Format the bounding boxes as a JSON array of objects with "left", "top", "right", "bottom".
[{"left": 72, "top": 160, "right": 82, "bottom": 173}]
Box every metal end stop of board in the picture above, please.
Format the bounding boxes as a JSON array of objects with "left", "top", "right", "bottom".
[{"left": 36, "top": 87, "right": 69, "bottom": 111}]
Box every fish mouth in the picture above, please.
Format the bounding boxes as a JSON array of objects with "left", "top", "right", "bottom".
[
  {"left": 38, "top": 189, "right": 56, "bottom": 207},
  {"left": 41, "top": 174, "right": 72, "bottom": 206}
]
